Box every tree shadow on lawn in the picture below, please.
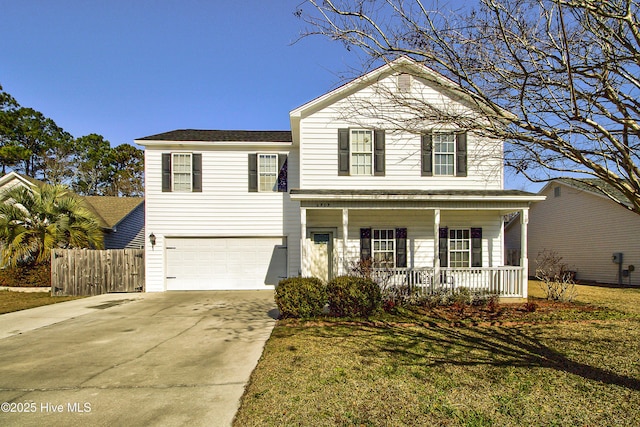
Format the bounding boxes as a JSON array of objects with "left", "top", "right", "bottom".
[{"left": 319, "top": 323, "right": 640, "bottom": 391}]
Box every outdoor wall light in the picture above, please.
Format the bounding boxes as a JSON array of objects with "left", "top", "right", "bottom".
[{"left": 149, "top": 232, "right": 156, "bottom": 249}]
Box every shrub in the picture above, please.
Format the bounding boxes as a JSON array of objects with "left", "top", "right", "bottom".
[
  {"left": 535, "top": 249, "right": 576, "bottom": 301},
  {"left": 274, "top": 277, "right": 327, "bottom": 319},
  {"left": 0, "top": 263, "right": 51, "bottom": 287},
  {"left": 327, "top": 275, "right": 382, "bottom": 317}
]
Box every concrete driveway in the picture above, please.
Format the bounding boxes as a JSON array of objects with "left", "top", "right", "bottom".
[{"left": 0, "top": 291, "right": 277, "bottom": 427}]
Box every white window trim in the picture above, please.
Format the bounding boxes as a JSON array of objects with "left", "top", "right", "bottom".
[
  {"left": 373, "top": 228, "right": 395, "bottom": 268},
  {"left": 258, "top": 153, "right": 278, "bottom": 192},
  {"left": 350, "top": 129, "right": 374, "bottom": 176},
  {"left": 448, "top": 228, "right": 471, "bottom": 268},
  {"left": 172, "top": 152, "right": 192, "bottom": 192},
  {"left": 433, "top": 132, "right": 456, "bottom": 177}
]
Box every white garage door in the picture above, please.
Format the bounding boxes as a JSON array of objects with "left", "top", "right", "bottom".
[{"left": 165, "top": 237, "right": 287, "bottom": 290}]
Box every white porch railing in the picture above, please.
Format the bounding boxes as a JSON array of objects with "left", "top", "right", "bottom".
[{"left": 369, "top": 266, "right": 525, "bottom": 298}]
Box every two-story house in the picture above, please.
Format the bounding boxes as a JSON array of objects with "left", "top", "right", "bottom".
[{"left": 137, "top": 57, "right": 543, "bottom": 298}]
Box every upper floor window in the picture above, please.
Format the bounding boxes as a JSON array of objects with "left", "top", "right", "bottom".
[
  {"left": 162, "top": 152, "right": 202, "bottom": 193},
  {"left": 258, "top": 154, "right": 278, "bottom": 192},
  {"left": 172, "top": 153, "right": 192, "bottom": 192},
  {"left": 350, "top": 129, "right": 373, "bottom": 176},
  {"left": 338, "top": 128, "right": 385, "bottom": 177},
  {"left": 433, "top": 133, "right": 456, "bottom": 176},
  {"left": 248, "top": 153, "right": 288, "bottom": 193},
  {"left": 421, "top": 131, "right": 467, "bottom": 177}
]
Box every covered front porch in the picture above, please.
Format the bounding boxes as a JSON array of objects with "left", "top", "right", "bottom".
[{"left": 290, "top": 189, "right": 542, "bottom": 299}]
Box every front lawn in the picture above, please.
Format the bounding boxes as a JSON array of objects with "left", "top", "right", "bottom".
[
  {"left": 0, "top": 290, "right": 84, "bottom": 314},
  {"left": 234, "top": 282, "right": 640, "bottom": 426}
]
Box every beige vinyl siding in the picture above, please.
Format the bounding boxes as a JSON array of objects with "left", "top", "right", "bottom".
[
  {"left": 144, "top": 147, "right": 291, "bottom": 292},
  {"left": 528, "top": 182, "right": 640, "bottom": 286},
  {"left": 298, "top": 74, "right": 503, "bottom": 191}
]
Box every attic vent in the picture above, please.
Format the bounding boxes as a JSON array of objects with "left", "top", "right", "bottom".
[
  {"left": 397, "top": 73, "right": 411, "bottom": 92},
  {"left": 554, "top": 186, "right": 561, "bottom": 197}
]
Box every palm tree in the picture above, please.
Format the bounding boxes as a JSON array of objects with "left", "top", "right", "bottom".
[{"left": 0, "top": 184, "right": 104, "bottom": 266}]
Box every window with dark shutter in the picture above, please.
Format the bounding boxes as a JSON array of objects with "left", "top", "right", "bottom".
[
  {"left": 162, "top": 153, "right": 171, "bottom": 192},
  {"left": 360, "top": 228, "right": 372, "bottom": 262},
  {"left": 192, "top": 153, "right": 202, "bottom": 192},
  {"left": 395, "top": 228, "right": 407, "bottom": 268},
  {"left": 471, "top": 227, "right": 482, "bottom": 267},
  {"left": 338, "top": 128, "right": 350, "bottom": 176},
  {"left": 277, "top": 154, "right": 288, "bottom": 192},
  {"left": 248, "top": 154, "right": 258, "bottom": 192},
  {"left": 374, "top": 130, "right": 385, "bottom": 176},
  {"left": 439, "top": 227, "right": 449, "bottom": 267},
  {"left": 421, "top": 134, "right": 433, "bottom": 176},
  {"left": 456, "top": 132, "right": 468, "bottom": 177}
]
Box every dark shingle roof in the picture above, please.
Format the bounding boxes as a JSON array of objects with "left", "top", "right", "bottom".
[
  {"left": 555, "top": 178, "right": 632, "bottom": 206},
  {"left": 137, "top": 129, "right": 292, "bottom": 142},
  {"left": 82, "top": 196, "right": 144, "bottom": 229}
]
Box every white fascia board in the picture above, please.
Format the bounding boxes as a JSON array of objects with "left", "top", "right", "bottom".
[
  {"left": 135, "top": 139, "right": 293, "bottom": 148},
  {"left": 289, "top": 193, "right": 547, "bottom": 203}
]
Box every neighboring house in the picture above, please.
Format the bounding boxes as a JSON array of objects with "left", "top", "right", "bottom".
[
  {"left": 0, "top": 171, "right": 144, "bottom": 250},
  {"left": 137, "top": 57, "right": 543, "bottom": 297},
  {"left": 506, "top": 179, "right": 640, "bottom": 286}
]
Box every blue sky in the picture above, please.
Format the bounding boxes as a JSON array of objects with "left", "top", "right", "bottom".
[{"left": 0, "top": 0, "right": 534, "bottom": 191}]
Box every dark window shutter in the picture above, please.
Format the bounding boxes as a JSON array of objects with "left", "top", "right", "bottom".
[
  {"left": 162, "top": 153, "right": 171, "bottom": 192},
  {"left": 277, "top": 154, "right": 288, "bottom": 192},
  {"left": 439, "top": 227, "right": 448, "bottom": 267},
  {"left": 395, "top": 228, "right": 407, "bottom": 268},
  {"left": 374, "top": 130, "right": 385, "bottom": 176},
  {"left": 338, "top": 128, "right": 350, "bottom": 176},
  {"left": 421, "top": 134, "right": 433, "bottom": 176},
  {"left": 360, "top": 228, "right": 372, "bottom": 262},
  {"left": 248, "top": 154, "right": 258, "bottom": 192},
  {"left": 456, "top": 132, "right": 467, "bottom": 177},
  {"left": 192, "top": 153, "right": 202, "bottom": 192},
  {"left": 471, "top": 227, "right": 482, "bottom": 267}
]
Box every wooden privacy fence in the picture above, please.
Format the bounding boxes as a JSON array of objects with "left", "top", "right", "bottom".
[{"left": 51, "top": 249, "right": 144, "bottom": 296}]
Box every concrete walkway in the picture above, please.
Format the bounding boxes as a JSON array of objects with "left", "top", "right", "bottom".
[{"left": 0, "top": 291, "right": 277, "bottom": 427}]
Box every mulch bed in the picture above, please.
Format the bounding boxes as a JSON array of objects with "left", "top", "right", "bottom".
[{"left": 279, "top": 299, "right": 607, "bottom": 328}]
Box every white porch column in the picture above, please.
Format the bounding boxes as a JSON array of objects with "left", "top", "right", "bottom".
[
  {"left": 300, "top": 207, "right": 307, "bottom": 277},
  {"left": 434, "top": 209, "right": 441, "bottom": 280},
  {"left": 342, "top": 208, "right": 349, "bottom": 276},
  {"left": 520, "top": 208, "right": 529, "bottom": 298}
]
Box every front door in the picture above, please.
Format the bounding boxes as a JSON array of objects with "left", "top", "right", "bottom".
[{"left": 309, "top": 232, "right": 333, "bottom": 282}]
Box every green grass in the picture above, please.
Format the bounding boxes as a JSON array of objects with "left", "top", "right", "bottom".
[
  {"left": 234, "top": 283, "right": 640, "bottom": 426},
  {"left": 0, "top": 290, "right": 84, "bottom": 314}
]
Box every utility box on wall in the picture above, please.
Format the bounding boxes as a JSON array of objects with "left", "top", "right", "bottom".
[{"left": 612, "top": 252, "right": 623, "bottom": 264}]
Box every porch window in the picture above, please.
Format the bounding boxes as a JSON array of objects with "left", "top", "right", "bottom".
[
  {"left": 373, "top": 229, "right": 395, "bottom": 268},
  {"left": 439, "top": 227, "right": 482, "bottom": 268},
  {"left": 449, "top": 229, "right": 470, "bottom": 267},
  {"left": 258, "top": 154, "right": 278, "bottom": 192},
  {"left": 360, "top": 227, "right": 407, "bottom": 268}
]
